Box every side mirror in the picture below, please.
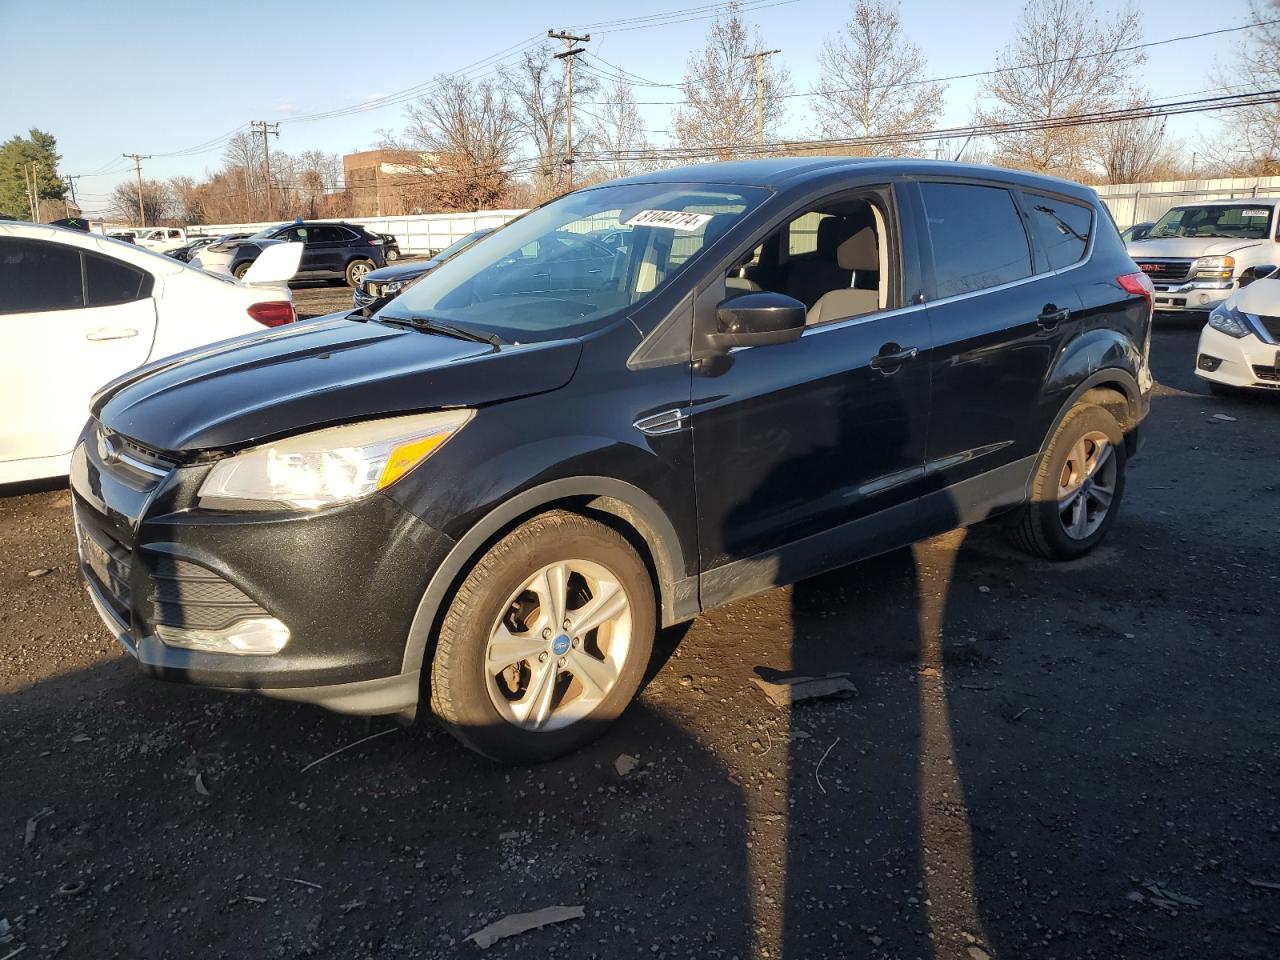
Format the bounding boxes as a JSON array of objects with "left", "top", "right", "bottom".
[
  {"left": 710, "top": 291, "right": 807, "bottom": 350},
  {"left": 239, "top": 242, "right": 303, "bottom": 287},
  {"left": 1239, "top": 263, "right": 1277, "bottom": 287}
]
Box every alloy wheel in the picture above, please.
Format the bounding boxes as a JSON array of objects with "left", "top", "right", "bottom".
[
  {"left": 484, "top": 559, "right": 632, "bottom": 732},
  {"left": 1056, "top": 430, "right": 1117, "bottom": 540}
]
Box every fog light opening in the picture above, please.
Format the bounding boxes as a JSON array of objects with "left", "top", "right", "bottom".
[{"left": 155, "top": 617, "right": 290, "bottom": 655}]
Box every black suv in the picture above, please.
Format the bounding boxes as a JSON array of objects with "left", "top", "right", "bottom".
[
  {"left": 72, "top": 159, "right": 1152, "bottom": 763},
  {"left": 225, "top": 221, "right": 386, "bottom": 285}
]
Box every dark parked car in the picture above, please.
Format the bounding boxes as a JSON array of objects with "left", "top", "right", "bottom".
[
  {"left": 73, "top": 159, "right": 1153, "bottom": 763},
  {"left": 380, "top": 233, "right": 402, "bottom": 261},
  {"left": 218, "top": 221, "right": 386, "bottom": 286},
  {"left": 353, "top": 228, "right": 494, "bottom": 309},
  {"left": 1121, "top": 221, "right": 1154, "bottom": 243},
  {"left": 167, "top": 233, "right": 248, "bottom": 263}
]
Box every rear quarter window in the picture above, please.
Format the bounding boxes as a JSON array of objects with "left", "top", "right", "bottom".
[
  {"left": 1022, "top": 193, "right": 1093, "bottom": 272},
  {"left": 84, "top": 252, "right": 153, "bottom": 307},
  {"left": 920, "top": 182, "right": 1032, "bottom": 299}
]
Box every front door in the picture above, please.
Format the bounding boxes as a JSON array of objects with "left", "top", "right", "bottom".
[
  {"left": 690, "top": 186, "right": 933, "bottom": 605},
  {"left": 0, "top": 237, "right": 157, "bottom": 470}
]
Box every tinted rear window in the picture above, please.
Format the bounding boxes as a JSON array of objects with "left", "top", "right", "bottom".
[
  {"left": 1022, "top": 193, "right": 1093, "bottom": 271},
  {"left": 85, "top": 251, "right": 152, "bottom": 306},
  {"left": 921, "top": 182, "right": 1032, "bottom": 299}
]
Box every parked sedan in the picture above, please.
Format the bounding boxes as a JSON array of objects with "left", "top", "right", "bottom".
[
  {"left": 0, "top": 222, "right": 302, "bottom": 483},
  {"left": 192, "top": 221, "right": 385, "bottom": 286},
  {"left": 1195, "top": 263, "right": 1280, "bottom": 394},
  {"left": 167, "top": 234, "right": 249, "bottom": 263},
  {"left": 353, "top": 228, "right": 494, "bottom": 309}
]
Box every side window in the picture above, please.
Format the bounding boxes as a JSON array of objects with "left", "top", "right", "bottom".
[
  {"left": 0, "top": 237, "right": 85, "bottom": 313},
  {"left": 1022, "top": 193, "right": 1092, "bottom": 272},
  {"left": 168, "top": 229, "right": 182, "bottom": 239},
  {"left": 920, "top": 182, "right": 1032, "bottom": 299},
  {"left": 283, "top": 227, "right": 307, "bottom": 243},
  {"left": 84, "top": 253, "right": 152, "bottom": 307},
  {"left": 313, "top": 226, "right": 345, "bottom": 243}
]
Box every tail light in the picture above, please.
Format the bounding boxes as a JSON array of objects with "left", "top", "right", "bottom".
[
  {"left": 247, "top": 300, "right": 295, "bottom": 327},
  {"left": 1117, "top": 271, "right": 1154, "bottom": 314},
  {"left": 368, "top": 237, "right": 383, "bottom": 245}
]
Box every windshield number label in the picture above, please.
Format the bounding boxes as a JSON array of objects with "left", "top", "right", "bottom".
[
  {"left": 625, "top": 209, "right": 714, "bottom": 231},
  {"left": 1242, "top": 209, "right": 1270, "bottom": 218}
]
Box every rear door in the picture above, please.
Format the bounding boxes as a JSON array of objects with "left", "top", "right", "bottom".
[
  {"left": 308, "top": 225, "right": 349, "bottom": 276},
  {"left": 909, "top": 181, "right": 1083, "bottom": 500},
  {"left": 0, "top": 237, "right": 157, "bottom": 466}
]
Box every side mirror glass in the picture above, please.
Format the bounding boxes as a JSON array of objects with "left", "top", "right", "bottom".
[{"left": 710, "top": 291, "right": 807, "bottom": 350}]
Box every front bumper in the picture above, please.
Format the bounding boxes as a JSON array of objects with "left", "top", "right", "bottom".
[
  {"left": 1194, "top": 324, "right": 1280, "bottom": 391},
  {"left": 70, "top": 425, "right": 455, "bottom": 716},
  {"left": 1152, "top": 279, "right": 1234, "bottom": 313}
]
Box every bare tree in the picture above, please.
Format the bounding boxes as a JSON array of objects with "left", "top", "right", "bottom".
[
  {"left": 168, "top": 176, "right": 205, "bottom": 224},
  {"left": 396, "top": 76, "right": 521, "bottom": 211},
  {"left": 673, "top": 6, "right": 793, "bottom": 160},
  {"left": 977, "top": 0, "right": 1143, "bottom": 177},
  {"left": 586, "top": 74, "right": 659, "bottom": 179},
  {"left": 292, "top": 149, "right": 343, "bottom": 218},
  {"left": 810, "top": 0, "right": 945, "bottom": 155},
  {"left": 220, "top": 131, "right": 265, "bottom": 220},
  {"left": 501, "top": 45, "right": 599, "bottom": 200},
  {"left": 1094, "top": 98, "right": 1170, "bottom": 183},
  {"left": 1200, "top": 1, "right": 1280, "bottom": 175},
  {"left": 106, "top": 178, "right": 172, "bottom": 225}
]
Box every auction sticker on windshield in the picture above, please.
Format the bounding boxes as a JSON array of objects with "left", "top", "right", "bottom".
[
  {"left": 1242, "top": 209, "right": 1270, "bottom": 218},
  {"left": 625, "top": 210, "right": 714, "bottom": 231}
]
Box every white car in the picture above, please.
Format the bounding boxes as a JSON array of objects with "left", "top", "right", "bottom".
[
  {"left": 1127, "top": 198, "right": 1280, "bottom": 315},
  {"left": 0, "top": 222, "right": 303, "bottom": 483},
  {"left": 1195, "top": 265, "right": 1280, "bottom": 394}
]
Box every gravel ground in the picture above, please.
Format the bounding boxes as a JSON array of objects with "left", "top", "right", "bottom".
[{"left": 1, "top": 320, "right": 1278, "bottom": 960}]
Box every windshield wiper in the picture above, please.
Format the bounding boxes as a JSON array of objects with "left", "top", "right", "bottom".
[{"left": 381, "top": 314, "right": 503, "bottom": 348}]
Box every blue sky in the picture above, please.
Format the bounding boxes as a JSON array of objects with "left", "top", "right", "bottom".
[{"left": 0, "top": 0, "right": 1259, "bottom": 214}]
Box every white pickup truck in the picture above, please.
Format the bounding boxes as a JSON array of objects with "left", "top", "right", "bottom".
[
  {"left": 134, "top": 226, "right": 191, "bottom": 254},
  {"left": 1125, "top": 198, "right": 1280, "bottom": 314}
]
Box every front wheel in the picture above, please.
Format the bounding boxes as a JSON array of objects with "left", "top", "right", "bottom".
[
  {"left": 345, "top": 259, "right": 373, "bottom": 287},
  {"left": 430, "top": 511, "right": 655, "bottom": 763},
  {"left": 1011, "top": 403, "right": 1126, "bottom": 560}
]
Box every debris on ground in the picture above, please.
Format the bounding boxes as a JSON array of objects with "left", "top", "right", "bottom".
[
  {"left": 0, "top": 945, "right": 27, "bottom": 960},
  {"left": 967, "top": 947, "right": 992, "bottom": 960},
  {"left": 0, "top": 917, "right": 12, "bottom": 942},
  {"left": 339, "top": 899, "right": 365, "bottom": 914},
  {"left": 465, "top": 905, "right": 585, "bottom": 949},
  {"left": 751, "top": 672, "right": 857, "bottom": 708},
  {"left": 56, "top": 880, "right": 88, "bottom": 898},
  {"left": 70, "top": 734, "right": 90, "bottom": 743},
  {"left": 614, "top": 754, "right": 638, "bottom": 777},
  {"left": 815, "top": 736, "right": 841, "bottom": 795},
  {"left": 498, "top": 830, "right": 520, "bottom": 841},
  {"left": 1245, "top": 878, "right": 1280, "bottom": 891},
  {"left": 194, "top": 773, "right": 210, "bottom": 796},
  {"left": 23, "top": 808, "right": 52, "bottom": 847},
  {"left": 299, "top": 727, "right": 397, "bottom": 773},
  {"left": 1212, "top": 413, "right": 1238, "bottom": 422},
  {"left": 25, "top": 569, "right": 50, "bottom": 578},
  {"left": 1142, "top": 882, "right": 1202, "bottom": 913},
  {"left": 242, "top": 895, "right": 267, "bottom": 904},
  {"left": 978, "top": 585, "right": 991, "bottom": 594}
]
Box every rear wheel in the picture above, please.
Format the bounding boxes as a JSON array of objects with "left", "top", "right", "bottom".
[
  {"left": 232, "top": 261, "right": 251, "bottom": 280},
  {"left": 345, "top": 259, "right": 373, "bottom": 287},
  {"left": 430, "top": 511, "right": 655, "bottom": 763},
  {"left": 1012, "top": 403, "right": 1126, "bottom": 560},
  {"left": 385, "top": 248, "right": 400, "bottom": 262}
]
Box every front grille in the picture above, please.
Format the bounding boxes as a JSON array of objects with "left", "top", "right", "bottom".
[
  {"left": 1253, "top": 364, "right": 1280, "bottom": 383},
  {"left": 1255, "top": 314, "right": 1280, "bottom": 343},
  {"left": 77, "top": 517, "right": 132, "bottom": 625},
  {"left": 148, "top": 555, "right": 270, "bottom": 632},
  {"left": 96, "top": 423, "right": 178, "bottom": 483},
  {"left": 1135, "top": 259, "right": 1193, "bottom": 283}
]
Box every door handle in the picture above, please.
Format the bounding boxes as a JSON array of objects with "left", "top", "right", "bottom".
[
  {"left": 86, "top": 327, "right": 139, "bottom": 341},
  {"left": 1037, "top": 306, "right": 1071, "bottom": 329},
  {"left": 869, "top": 345, "right": 919, "bottom": 371}
]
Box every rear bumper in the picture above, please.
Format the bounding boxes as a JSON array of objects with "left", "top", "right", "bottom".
[{"left": 1194, "top": 324, "right": 1280, "bottom": 390}]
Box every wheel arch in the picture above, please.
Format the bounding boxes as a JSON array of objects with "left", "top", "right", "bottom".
[
  {"left": 401, "top": 477, "right": 695, "bottom": 678},
  {"left": 1040, "top": 368, "right": 1143, "bottom": 461}
]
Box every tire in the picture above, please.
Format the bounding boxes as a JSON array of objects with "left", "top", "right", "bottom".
[
  {"left": 385, "top": 248, "right": 400, "bottom": 262},
  {"left": 232, "top": 261, "right": 252, "bottom": 280},
  {"left": 1011, "top": 403, "right": 1126, "bottom": 561},
  {"left": 430, "top": 511, "right": 656, "bottom": 763},
  {"left": 345, "top": 259, "right": 373, "bottom": 287}
]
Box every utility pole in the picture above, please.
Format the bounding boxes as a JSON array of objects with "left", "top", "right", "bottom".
[
  {"left": 122, "top": 153, "right": 151, "bottom": 226},
  {"left": 549, "top": 29, "right": 590, "bottom": 190},
  {"left": 742, "top": 49, "right": 780, "bottom": 151},
  {"left": 24, "top": 164, "right": 37, "bottom": 221},
  {"left": 64, "top": 175, "right": 81, "bottom": 209},
  {"left": 251, "top": 121, "right": 281, "bottom": 219}
]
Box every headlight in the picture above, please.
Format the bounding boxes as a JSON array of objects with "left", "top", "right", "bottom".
[
  {"left": 1207, "top": 304, "right": 1254, "bottom": 339},
  {"left": 384, "top": 280, "right": 406, "bottom": 294},
  {"left": 197, "top": 410, "right": 473, "bottom": 510},
  {"left": 1193, "top": 255, "right": 1235, "bottom": 280}
]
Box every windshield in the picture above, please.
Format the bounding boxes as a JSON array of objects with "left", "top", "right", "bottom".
[
  {"left": 432, "top": 229, "right": 491, "bottom": 262},
  {"left": 1150, "top": 204, "right": 1274, "bottom": 240},
  {"left": 380, "top": 182, "right": 770, "bottom": 342},
  {"left": 247, "top": 225, "right": 283, "bottom": 241}
]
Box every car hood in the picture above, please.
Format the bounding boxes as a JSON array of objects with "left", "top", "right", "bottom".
[
  {"left": 1226, "top": 277, "right": 1280, "bottom": 315},
  {"left": 364, "top": 259, "right": 437, "bottom": 283},
  {"left": 1127, "top": 237, "right": 1266, "bottom": 258},
  {"left": 92, "top": 315, "right": 582, "bottom": 452}
]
